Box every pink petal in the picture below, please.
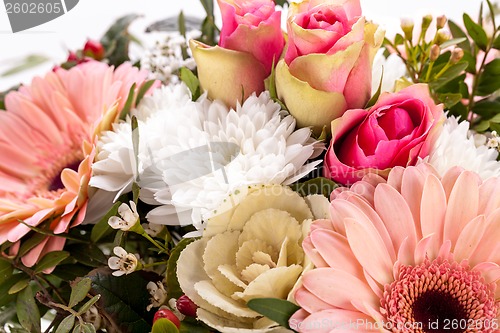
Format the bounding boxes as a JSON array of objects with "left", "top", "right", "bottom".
[
  {"left": 344, "top": 217, "right": 394, "bottom": 285},
  {"left": 419, "top": 174, "right": 446, "bottom": 258},
  {"left": 302, "top": 267, "right": 378, "bottom": 311}
]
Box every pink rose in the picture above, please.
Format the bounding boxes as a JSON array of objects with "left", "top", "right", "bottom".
[
  {"left": 324, "top": 84, "right": 444, "bottom": 184},
  {"left": 275, "top": 0, "right": 384, "bottom": 135},
  {"left": 190, "top": 0, "right": 284, "bottom": 107}
]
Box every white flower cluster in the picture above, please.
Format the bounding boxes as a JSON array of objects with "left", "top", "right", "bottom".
[{"left": 140, "top": 31, "right": 199, "bottom": 84}]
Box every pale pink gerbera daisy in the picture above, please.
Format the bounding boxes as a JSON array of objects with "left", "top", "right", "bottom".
[
  {"left": 0, "top": 61, "right": 154, "bottom": 268},
  {"left": 291, "top": 164, "right": 499, "bottom": 332}
]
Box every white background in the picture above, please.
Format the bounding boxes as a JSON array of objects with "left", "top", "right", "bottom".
[{"left": 0, "top": 0, "right": 490, "bottom": 90}]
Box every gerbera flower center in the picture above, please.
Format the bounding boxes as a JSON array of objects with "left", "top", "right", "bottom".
[
  {"left": 48, "top": 160, "right": 81, "bottom": 192},
  {"left": 382, "top": 258, "right": 497, "bottom": 333}
]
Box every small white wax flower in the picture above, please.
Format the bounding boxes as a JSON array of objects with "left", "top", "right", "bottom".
[
  {"left": 108, "top": 246, "right": 140, "bottom": 276},
  {"left": 141, "top": 223, "right": 164, "bottom": 237},
  {"left": 146, "top": 281, "right": 168, "bottom": 311},
  {"left": 108, "top": 201, "right": 139, "bottom": 231}
]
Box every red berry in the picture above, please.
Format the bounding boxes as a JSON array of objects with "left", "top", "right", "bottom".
[
  {"left": 153, "top": 308, "right": 181, "bottom": 329},
  {"left": 66, "top": 51, "right": 79, "bottom": 62},
  {"left": 83, "top": 39, "right": 105, "bottom": 60},
  {"left": 176, "top": 295, "right": 198, "bottom": 317}
]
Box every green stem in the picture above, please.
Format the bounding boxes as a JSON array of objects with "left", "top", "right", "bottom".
[{"left": 141, "top": 232, "right": 168, "bottom": 254}]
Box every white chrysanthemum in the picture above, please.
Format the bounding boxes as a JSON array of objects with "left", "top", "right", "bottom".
[
  {"left": 371, "top": 48, "right": 408, "bottom": 95},
  {"left": 90, "top": 84, "right": 193, "bottom": 198},
  {"left": 140, "top": 90, "right": 321, "bottom": 232},
  {"left": 419, "top": 116, "right": 500, "bottom": 179}
]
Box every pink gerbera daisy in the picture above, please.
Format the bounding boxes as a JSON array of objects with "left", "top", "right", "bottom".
[
  {"left": 0, "top": 61, "right": 154, "bottom": 268},
  {"left": 292, "top": 164, "right": 499, "bottom": 332}
]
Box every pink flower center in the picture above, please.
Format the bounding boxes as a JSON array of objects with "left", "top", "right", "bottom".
[{"left": 381, "top": 258, "right": 498, "bottom": 333}]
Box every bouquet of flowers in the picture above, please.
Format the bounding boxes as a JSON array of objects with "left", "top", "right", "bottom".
[{"left": 0, "top": 0, "right": 499, "bottom": 332}]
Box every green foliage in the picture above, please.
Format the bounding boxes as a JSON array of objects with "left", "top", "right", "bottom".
[
  {"left": 247, "top": 298, "right": 300, "bottom": 330},
  {"left": 166, "top": 238, "right": 196, "bottom": 300},
  {"left": 180, "top": 67, "right": 201, "bottom": 100},
  {"left": 0, "top": 55, "right": 49, "bottom": 77},
  {"left": 55, "top": 315, "right": 76, "bottom": 333},
  {"left": 290, "top": 177, "right": 338, "bottom": 198},
  {"left": 100, "top": 14, "right": 141, "bottom": 67},
  {"left": 68, "top": 278, "right": 92, "bottom": 309},
  {"left": 152, "top": 318, "right": 179, "bottom": 333},
  {"left": 34, "top": 251, "right": 70, "bottom": 274},
  {"left": 16, "top": 286, "right": 41, "bottom": 333},
  {"left": 87, "top": 268, "right": 155, "bottom": 333},
  {"left": 90, "top": 202, "right": 120, "bottom": 243}
]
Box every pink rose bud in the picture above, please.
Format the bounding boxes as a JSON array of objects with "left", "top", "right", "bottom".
[
  {"left": 83, "top": 39, "right": 105, "bottom": 60},
  {"left": 275, "top": 0, "right": 384, "bottom": 135},
  {"left": 324, "top": 84, "right": 444, "bottom": 184},
  {"left": 67, "top": 51, "right": 79, "bottom": 63},
  {"left": 190, "top": 0, "right": 284, "bottom": 108}
]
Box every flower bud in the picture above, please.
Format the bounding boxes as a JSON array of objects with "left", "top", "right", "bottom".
[
  {"left": 401, "top": 18, "right": 414, "bottom": 41},
  {"left": 430, "top": 44, "right": 441, "bottom": 62},
  {"left": 436, "top": 15, "right": 447, "bottom": 29},
  {"left": 450, "top": 48, "right": 464, "bottom": 64},
  {"left": 83, "top": 39, "right": 105, "bottom": 60},
  {"left": 421, "top": 14, "right": 433, "bottom": 30},
  {"left": 436, "top": 29, "right": 452, "bottom": 45}
]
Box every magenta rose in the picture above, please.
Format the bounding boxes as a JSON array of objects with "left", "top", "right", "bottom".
[
  {"left": 324, "top": 84, "right": 444, "bottom": 184},
  {"left": 275, "top": 0, "right": 384, "bottom": 134},
  {"left": 190, "top": 0, "right": 284, "bottom": 107}
]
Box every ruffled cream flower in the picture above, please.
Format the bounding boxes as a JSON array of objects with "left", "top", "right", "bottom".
[
  {"left": 420, "top": 116, "right": 500, "bottom": 179},
  {"left": 176, "top": 184, "right": 330, "bottom": 332}
]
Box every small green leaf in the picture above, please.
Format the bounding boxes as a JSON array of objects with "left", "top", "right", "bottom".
[
  {"left": 69, "top": 278, "right": 92, "bottom": 308},
  {"left": 394, "top": 33, "right": 404, "bottom": 46},
  {"left": 448, "top": 20, "right": 472, "bottom": 53},
  {"left": 67, "top": 244, "right": 107, "bottom": 267},
  {"left": 55, "top": 315, "right": 76, "bottom": 333},
  {"left": 290, "top": 177, "right": 338, "bottom": 198},
  {"left": 473, "top": 100, "right": 500, "bottom": 120},
  {"left": 8, "top": 279, "right": 29, "bottom": 294},
  {"left": 365, "top": 70, "right": 383, "bottom": 108},
  {"left": 166, "top": 238, "right": 196, "bottom": 300},
  {"left": 1, "top": 55, "right": 49, "bottom": 77},
  {"left": 119, "top": 83, "right": 136, "bottom": 120},
  {"left": 16, "top": 286, "right": 41, "bottom": 333},
  {"left": 18, "top": 233, "right": 47, "bottom": 257},
  {"left": 437, "top": 93, "right": 462, "bottom": 109},
  {"left": 34, "top": 251, "right": 70, "bottom": 274},
  {"left": 477, "top": 59, "right": 500, "bottom": 96},
  {"left": 247, "top": 298, "right": 300, "bottom": 330},
  {"left": 135, "top": 80, "right": 156, "bottom": 106},
  {"left": 91, "top": 202, "right": 120, "bottom": 243},
  {"left": 474, "top": 120, "right": 491, "bottom": 132},
  {"left": 493, "top": 34, "right": 500, "bottom": 50},
  {"left": 0, "top": 258, "right": 13, "bottom": 280},
  {"left": 72, "top": 323, "right": 96, "bottom": 333},
  {"left": 0, "top": 274, "right": 26, "bottom": 307},
  {"left": 179, "top": 321, "right": 211, "bottom": 333},
  {"left": 152, "top": 318, "right": 179, "bottom": 333},
  {"left": 463, "top": 13, "right": 488, "bottom": 51},
  {"left": 439, "top": 37, "right": 468, "bottom": 49},
  {"left": 77, "top": 295, "right": 101, "bottom": 315},
  {"left": 100, "top": 14, "right": 140, "bottom": 67},
  {"left": 430, "top": 61, "right": 468, "bottom": 90},
  {"left": 132, "top": 182, "right": 140, "bottom": 204},
  {"left": 180, "top": 67, "right": 201, "bottom": 100}
]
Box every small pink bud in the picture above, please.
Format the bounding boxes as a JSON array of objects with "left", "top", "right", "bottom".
[
  {"left": 83, "top": 39, "right": 105, "bottom": 60},
  {"left": 176, "top": 295, "right": 198, "bottom": 317}
]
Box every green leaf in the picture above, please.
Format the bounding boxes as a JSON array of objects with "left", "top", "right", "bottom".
[
  {"left": 87, "top": 268, "right": 157, "bottom": 333},
  {"left": 166, "top": 238, "right": 196, "bottom": 300},
  {"left": 486, "top": 0, "right": 497, "bottom": 32},
  {"left": 429, "top": 61, "right": 468, "bottom": 90},
  {"left": 477, "top": 59, "right": 500, "bottom": 96},
  {"left": 365, "top": 70, "right": 383, "bottom": 108},
  {"left": 119, "top": 83, "right": 136, "bottom": 120},
  {"left": 34, "top": 251, "right": 70, "bottom": 274},
  {"left": 69, "top": 278, "right": 92, "bottom": 308},
  {"left": 273, "top": 0, "right": 289, "bottom": 7},
  {"left": 152, "top": 318, "right": 179, "bottom": 333},
  {"left": 16, "top": 286, "right": 41, "bottom": 333},
  {"left": 8, "top": 279, "right": 30, "bottom": 295},
  {"left": 437, "top": 93, "right": 463, "bottom": 109},
  {"left": 289, "top": 177, "right": 339, "bottom": 198},
  {"left": 448, "top": 20, "right": 472, "bottom": 52},
  {"left": 72, "top": 323, "right": 96, "bottom": 333},
  {"left": 394, "top": 33, "right": 404, "bottom": 46},
  {"left": 199, "top": 0, "right": 214, "bottom": 16},
  {"left": 493, "top": 34, "right": 500, "bottom": 50},
  {"left": 247, "top": 298, "right": 300, "bottom": 330},
  {"left": 0, "top": 258, "right": 13, "bottom": 280},
  {"left": 91, "top": 201, "right": 120, "bottom": 243},
  {"left": 77, "top": 295, "right": 101, "bottom": 315},
  {"left": 55, "top": 315, "right": 75, "bottom": 333},
  {"left": 18, "top": 233, "right": 48, "bottom": 257},
  {"left": 461, "top": 50, "right": 477, "bottom": 74},
  {"left": 179, "top": 67, "right": 201, "bottom": 100},
  {"left": 0, "top": 274, "right": 26, "bottom": 307},
  {"left": 100, "top": 14, "right": 140, "bottom": 67},
  {"left": 0, "top": 55, "right": 49, "bottom": 77},
  {"left": 439, "top": 37, "right": 468, "bottom": 49},
  {"left": 463, "top": 13, "right": 488, "bottom": 51},
  {"left": 51, "top": 264, "right": 92, "bottom": 282},
  {"left": 473, "top": 100, "right": 500, "bottom": 120},
  {"left": 135, "top": 80, "right": 156, "bottom": 106},
  {"left": 67, "top": 244, "right": 107, "bottom": 268}
]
